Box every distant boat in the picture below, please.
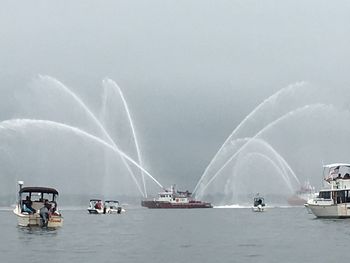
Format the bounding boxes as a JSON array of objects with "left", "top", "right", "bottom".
[
  {"left": 87, "top": 199, "right": 125, "bottom": 214},
  {"left": 141, "top": 185, "right": 213, "bottom": 209},
  {"left": 252, "top": 194, "right": 265, "bottom": 212},
  {"left": 306, "top": 163, "right": 350, "bottom": 218},
  {"left": 287, "top": 181, "right": 316, "bottom": 206},
  {"left": 13, "top": 181, "right": 63, "bottom": 227}
]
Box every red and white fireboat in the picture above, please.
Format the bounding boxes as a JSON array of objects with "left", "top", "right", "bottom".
[{"left": 141, "top": 185, "right": 213, "bottom": 209}]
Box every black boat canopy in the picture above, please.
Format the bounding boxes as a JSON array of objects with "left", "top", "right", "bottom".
[{"left": 20, "top": 187, "right": 59, "bottom": 195}]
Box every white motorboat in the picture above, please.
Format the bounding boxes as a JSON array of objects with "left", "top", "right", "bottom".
[
  {"left": 306, "top": 163, "right": 350, "bottom": 218},
  {"left": 87, "top": 199, "right": 124, "bottom": 214},
  {"left": 13, "top": 181, "right": 63, "bottom": 227},
  {"left": 87, "top": 199, "right": 104, "bottom": 214},
  {"left": 252, "top": 195, "right": 265, "bottom": 212},
  {"left": 104, "top": 200, "right": 125, "bottom": 214}
]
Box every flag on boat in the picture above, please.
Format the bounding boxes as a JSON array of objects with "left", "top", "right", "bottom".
[{"left": 325, "top": 166, "right": 339, "bottom": 182}]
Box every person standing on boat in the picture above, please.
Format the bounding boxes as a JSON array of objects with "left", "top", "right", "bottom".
[{"left": 39, "top": 200, "right": 50, "bottom": 227}]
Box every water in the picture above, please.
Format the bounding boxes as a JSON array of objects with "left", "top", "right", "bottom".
[{"left": 1, "top": 207, "right": 349, "bottom": 263}]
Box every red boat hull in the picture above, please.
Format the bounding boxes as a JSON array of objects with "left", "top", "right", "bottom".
[
  {"left": 141, "top": 200, "right": 213, "bottom": 209},
  {"left": 287, "top": 195, "right": 307, "bottom": 206}
]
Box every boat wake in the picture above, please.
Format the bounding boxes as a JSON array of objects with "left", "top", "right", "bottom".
[
  {"left": 214, "top": 204, "right": 301, "bottom": 209},
  {"left": 214, "top": 204, "right": 250, "bottom": 209}
]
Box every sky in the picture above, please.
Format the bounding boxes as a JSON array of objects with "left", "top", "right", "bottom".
[{"left": 0, "top": 1, "right": 350, "bottom": 200}]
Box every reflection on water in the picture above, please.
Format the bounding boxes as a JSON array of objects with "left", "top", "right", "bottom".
[
  {"left": 17, "top": 225, "right": 58, "bottom": 236},
  {"left": 16, "top": 225, "right": 59, "bottom": 249}
]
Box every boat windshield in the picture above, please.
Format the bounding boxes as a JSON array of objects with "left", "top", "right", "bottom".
[
  {"left": 319, "top": 191, "right": 331, "bottom": 199},
  {"left": 21, "top": 191, "right": 57, "bottom": 202},
  {"left": 105, "top": 201, "right": 119, "bottom": 206},
  {"left": 254, "top": 198, "right": 264, "bottom": 206}
]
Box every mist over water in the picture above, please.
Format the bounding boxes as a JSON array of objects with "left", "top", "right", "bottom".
[{"left": 1, "top": 76, "right": 350, "bottom": 207}]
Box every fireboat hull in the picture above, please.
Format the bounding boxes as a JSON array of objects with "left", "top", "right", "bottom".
[
  {"left": 287, "top": 196, "right": 307, "bottom": 206},
  {"left": 141, "top": 200, "right": 213, "bottom": 209}
]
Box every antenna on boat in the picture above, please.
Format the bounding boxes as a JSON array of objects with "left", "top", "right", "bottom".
[
  {"left": 18, "top": 181, "right": 24, "bottom": 191},
  {"left": 17, "top": 181, "right": 24, "bottom": 207}
]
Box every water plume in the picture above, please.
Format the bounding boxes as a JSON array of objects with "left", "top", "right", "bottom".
[
  {"left": 0, "top": 119, "right": 163, "bottom": 194},
  {"left": 198, "top": 82, "right": 308, "bottom": 189},
  {"left": 194, "top": 104, "right": 327, "bottom": 200},
  {"left": 37, "top": 75, "right": 144, "bottom": 196},
  {"left": 102, "top": 78, "right": 147, "bottom": 197}
]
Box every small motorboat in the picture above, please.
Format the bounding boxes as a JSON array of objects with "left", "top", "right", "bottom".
[
  {"left": 87, "top": 199, "right": 104, "bottom": 214},
  {"left": 87, "top": 199, "right": 125, "bottom": 214},
  {"left": 103, "top": 200, "right": 125, "bottom": 214},
  {"left": 13, "top": 181, "right": 63, "bottom": 227},
  {"left": 252, "top": 195, "right": 265, "bottom": 212}
]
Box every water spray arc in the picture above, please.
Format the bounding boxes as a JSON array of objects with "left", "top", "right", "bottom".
[
  {"left": 195, "top": 137, "right": 300, "bottom": 198},
  {"left": 198, "top": 82, "right": 307, "bottom": 193},
  {"left": 38, "top": 75, "right": 145, "bottom": 197},
  {"left": 193, "top": 104, "right": 325, "bottom": 197},
  {"left": 0, "top": 119, "right": 164, "bottom": 190},
  {"left": 238, "top": 152, "right": 296, "bottom": 193},
  {"left": 225, "top": 151, "right": 295, "bottom": 202},
  {"left": 102, "top": 78, "right": 147, "bottom": 197}
]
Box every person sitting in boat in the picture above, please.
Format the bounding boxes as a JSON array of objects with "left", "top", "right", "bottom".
[
  {"left": 49, "top": 201, "right": 57, "bottom": 215},
  {"left": 22, "top": 196, "right": 36, "bottom": 214},
  {"left": 95, "top": 200, "right": 102, "bottom": 210}
]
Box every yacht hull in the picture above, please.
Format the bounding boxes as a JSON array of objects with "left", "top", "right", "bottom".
[{"left": 307, "top": 203, "right": 350, "bottom": 218}]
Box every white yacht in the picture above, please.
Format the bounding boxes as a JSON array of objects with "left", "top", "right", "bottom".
[
  {"left": 13, "top": 181, "right": 63, "bottom": 227},
  {"left": 306, "top": 163, "right": 350, "bottom": 218}
]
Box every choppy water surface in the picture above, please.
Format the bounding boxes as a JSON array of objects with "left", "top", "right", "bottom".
[{"left": 1, "top": 207, "right": 349, "bottom": 263}]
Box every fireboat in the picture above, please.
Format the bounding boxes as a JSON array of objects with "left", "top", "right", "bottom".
[{"left": 141, "top": 185, "right": 213, "bottom": 209}]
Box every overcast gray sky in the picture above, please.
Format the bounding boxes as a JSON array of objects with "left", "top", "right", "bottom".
[{"left": 1, "top": 1, "right": 350, "bottom": 197}]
